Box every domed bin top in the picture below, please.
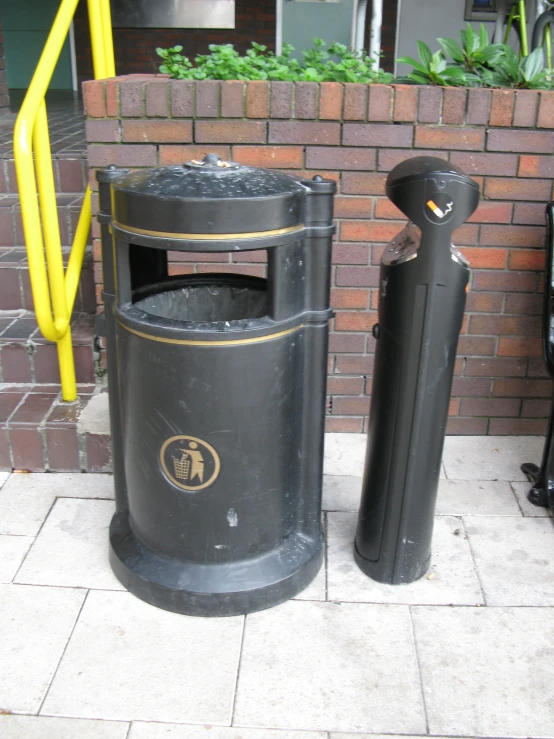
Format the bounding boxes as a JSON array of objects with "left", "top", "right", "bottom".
[{"left": 110, "top": 153, "right": 308, "bottom": 241}]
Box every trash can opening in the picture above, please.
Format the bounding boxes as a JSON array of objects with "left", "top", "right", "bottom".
[{"left": 133, "top": 275, "right": 268, "bottom": 324}]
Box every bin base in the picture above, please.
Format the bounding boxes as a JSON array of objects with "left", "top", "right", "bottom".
[
  {"left": 353, "top": 541, "right": 431, "bottom": 585},
  {"left": 109, "top": 511, "right": 323, "bottom": 617}
]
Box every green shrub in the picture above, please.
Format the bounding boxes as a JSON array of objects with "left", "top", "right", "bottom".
[{"left": 157, "top": 38, "right": 394, "bottom": 84}]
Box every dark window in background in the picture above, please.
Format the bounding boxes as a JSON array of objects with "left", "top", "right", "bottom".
[{"left": 465, "top": 0, "right": 497, "bottom": 20}]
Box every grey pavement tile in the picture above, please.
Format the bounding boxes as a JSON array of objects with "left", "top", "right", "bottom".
[
  {"left": 511, "top": 481, "right": 553, "bottom": 517},
  {"left": 327, "top": 513, "right": 483, "bottom": 606},
  {"left": 15, "top": 498, "right": 123, "bottom": 590},
  {"left": 0, "top": 584, "right": 85, "bottom": 713},
  {"left": 322, "top": 475, "right": 362, "bottom": 511},
  {"left": 0, "top": 534, "right": 33, "bottom": 582},
  {"left": 0, "top": 716, "right": 129, "bottom": 739},
  {"left": 412, "top": 605, "right": 554, "bottom": 737},
  {"left": 436, "top": 479, "right": 521, "bottom": 516},
  {"left": 464, "top": 515, "right": 554, "bottom": 606},
  {"left": 234, "top": 600, "right": 426, "bottom": 734},
  {"left": 442, "top": 435, "right": 544, "bottom": 481},
  {"left": 293, "top": 557, "right": 326, "bottom": 601},
  {"left": 42, "top": 590, "right": 244, "bottom": 724},
  {"left": 130, "top": 725, "right": 327, "bottom": 739},
  {"left": 0, "top": 471, "right": 10, "bottom": 488},
  {"left": 329, "top": 736, "right": 471, "bottom": 739},
  {"left": 323, "top": 433, "right": 366, "bottom": 476}
]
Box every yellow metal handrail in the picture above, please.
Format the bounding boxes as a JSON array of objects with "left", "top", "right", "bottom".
[{"left": 14, "top": 0, "right": 115, "bottom": 401}]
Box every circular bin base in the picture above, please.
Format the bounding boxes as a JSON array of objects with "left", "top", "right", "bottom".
[{"left": 109, "top": 511, "right": 323, "bottom": 617}]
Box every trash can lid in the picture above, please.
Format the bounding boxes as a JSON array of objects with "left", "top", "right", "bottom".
[
  {"left": 386, "top": 156, "right": 479, "bottom": 190},
  {"left": 110, "top": 153, "right": 308, "bottom": 240}
]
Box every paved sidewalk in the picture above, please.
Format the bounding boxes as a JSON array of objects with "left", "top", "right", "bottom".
[{"left": 0, "top": 434, "right": 553, "bottom": 739}]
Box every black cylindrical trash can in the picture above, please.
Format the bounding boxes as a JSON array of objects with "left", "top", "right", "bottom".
[
  {"left": 96, "top": 154, "right": 335, "bottom": 616},
  {"left": 354, "top": 156, "right": 479, "bottom": 585}
]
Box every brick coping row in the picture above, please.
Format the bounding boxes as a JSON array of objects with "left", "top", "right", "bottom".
[{"left": 83, "top": 76, "right": 554, "bottom": 129}]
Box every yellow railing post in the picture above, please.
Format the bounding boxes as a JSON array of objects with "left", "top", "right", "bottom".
[{"left": 14, "top": 0, "right": 115, "bottom": 402}]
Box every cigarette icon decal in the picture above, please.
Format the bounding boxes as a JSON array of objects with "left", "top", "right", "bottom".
[{"left": 427, "top": 199, "right": 453, "bottom": 219}]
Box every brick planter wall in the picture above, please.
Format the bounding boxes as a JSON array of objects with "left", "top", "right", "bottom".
[
  {"left": 0, "top": 22, "right": 10, "bottom": 109},
  {"left": 83, "top": 76, "right": 554, "bottom": 435}
]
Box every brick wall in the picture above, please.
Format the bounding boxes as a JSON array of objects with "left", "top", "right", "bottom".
[
  {"left": 83, "top": 77, "right": 554, "bottom": 435},
  {"left": 0, "top": 20, "right": 10, "bottom": 108}
]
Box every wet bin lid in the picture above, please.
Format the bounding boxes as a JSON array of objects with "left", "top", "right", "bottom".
[
  {"left": 110, "top": 153, "right": 308, "bottom": 238},
  {"left": 386, "top": 156, "right": 479, "bottom": 190}
]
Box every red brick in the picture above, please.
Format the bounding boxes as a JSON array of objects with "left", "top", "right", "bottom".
[
  {"left": 505, "top": 293, "right": 542, "bottom": 314},
  {"left": 318, "top": 82, "right": 342, "bottom": 120},
  {"left": 341, "top": 172, "right": 386, "bottom": 195},
  {"left": 469, "top": 314, "right": 540, "bottom": 336},
  {"left": 196, "top": 121, "right": 266, "bottom": 144},
  {"left": 306, "top": 147, "right": 375, "bottom": 171},
  {"left": 82, "top": 80, "right": 106, "bottom": 118},
  {"left": 489, "top": 418, "right": 548, "bottom": 434},
  {"left": 325, "top": 417, "right": 364, "bottom": 432},
  {"left": 494, "top": 378, "right": 551, "bottom": 397},
  {"left": 106, "top": 79, "right": 118, "bottom": 117},
  {"left": 145, "top": 79, "right": 169, "bottom": 117},
  {"left": 489, "top": 90, "right": 515, "bottom": 127},
  {"left": 467, "top": 88, "right": 491, "bottom": 125},
  {"left": 487, "top": 129, "right": 554, "bottom": 153},
  {"left": 1, "top": 345, "right": 31, "bottom": 382},
  {"left": 513, "top": 203, "right": 547, "bottom": 226},
  {"left": 513, "top": 90, "right": 539, "bottom": 127},
  {"left": 465, "top": 358, "right": 526, "bottom": 376},
  {"left": 167, "top": 264, "right": 195, "bottom": 276},
  {"left": 168, "top": 250, "right": 229, "bottom": 263},
  {"left": 58, "top": 160, "right": 85, "bottom": 192},
  {"left": 467, "top": 201, "right": 512, "bottom": 224},
  {"left": 498, "top": 337, "right": 542, "bottom": 356},
  {"left": 294, "top": 82, "right": 318, "bottom": 119},
  {"left": 508, "top": 250, "right": 545, "bottom": 271},
  {"left": 86, "top": 433, "right": 112, "bottom": 472},
  {"left": 471, "top": 270, "right": 537, "bottom": 292},
  {"left": 528, "top": 357, "right": 550, "bottom": 377},
  {"left": 460, "top": 398, "right": 520, "bottom": 416},
  {"left": 334, "top": 198, "right": 374, "bottom": 219},
  {"left": 344, "top": 123, "right": 413, "bottom": 148},
  {"left": 484, "top": 178, "right": 551, "bottom": 201},
  {"left": 480, "top": 225, "right": 545, "bottom": 248},
  {"left": 232, "top": 251, "right": 268, "bottom": 263},
  {"left": 328, "top": 333, "right": 366, "bottom": 353},
  {"left": 335, "top": 266, "right": 380, "bottom": 287},
  {"left": 334, "top": 311, "right": 377, "bottom": 331},
  {"left": 450, "top": 152, "right": 517, "bottom": 177},
  {"left": 446, "top": 417, "right": 489, "bottom": 434},
  {"left": 196, "top": 264, "right": 265, "bottom": 278},
  {"left": 519, "top": 155, "right": 554, "bottom": 178},
  {"left": 393, "top": 85, "right": 417, "bottom": 122},
  {"left": 332, "top": 396, "right": 371, "bottom": 416},
  {"left": 270, "top": 82, "right": 293, "bottom": 118},
  {"left": 195, "top": 80, "right": 219, "bottom": 117},
  {"left": 327, "top": 376, "right": 364, "bottom": 394},
  {"left": 221, "top": 81, "right": 245, "bottom": 118},
  {"left": 46, "top": 428, "right": 80, "bottom": 472},
  {"left": 457, "top": 336, "right": 495, "bottom": 355},
  {"left": 465, "top": 292, "right": 503, "bottom": 312},
  {"left": 171, "top": 80, "right": 194, "bottom": 117},
  {"left": 334, "top": 354, "right": 374, "bottom": 374},
  {"left": 120, "top": 80, "right": 144, "bottom": 117},
  {"left": 451, "top": 377, "right": 492, "bottom": 397},
  {"left": 233, "top": 146, "right": 303, "bottom": 168},
  {"left": 537, "top": 91, "right": 554, "bottom": 128},
  {"left": 374, "top": 199, "right": 404, "bottom": 220},
  {"left": 85, "top": 120, "right": 120, "bottom": 143},
  {"left": 269, "top": 121, "right": 339, "bottom": 145},
  {"left": 246, "top": 81, "right": 269, "bottom": 118},
  {"left": 415, "top": 126, "right": 484, "bottom": 150},
  {"left": 522, "top": 399, "right": 550, "bottom": 417},
  {"left": 122, "top": 120, "right": 192, "bottom": 143},
  {"left": 378, "top": 148, "right": 443, "bottom": 172},
  {"left": 452, "top": 224, "right": 479, "bottom": 246},
  {"left": 442, "top": 88, "right": 467, "bottom": 125},
  {"left": 87, "top": 145, "right": 157, "bottom": 167},
  {"left": 418, "top": 87, "right": 442, "bottom": 124},
  {"left": 159, "top": 145, "right": 230, "bottom": 165},
  {"left": 331, "top": 288, "right": 370, "bottom": 309},
  {"left": 368, "top": 85, "right": 392, "bottom": 121},
  {"left": 10, "top": 429, "right": 46, "bottom": 471},
  {"left": 343, "top": 84, "right": 367, "bottom": 121},
  {"left": 340, "top": 221, "right": 401, "bottom": 243}
]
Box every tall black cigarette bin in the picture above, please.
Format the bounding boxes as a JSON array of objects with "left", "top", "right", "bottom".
[
  {"left": 520, "top": 203, "right": 554, "bottom": 514},
  {"left": 354, "top": 157, "right": 479, "bottom": 585},
  {"left": 96, "top": 154, "right": 335, "bottom": 617}
]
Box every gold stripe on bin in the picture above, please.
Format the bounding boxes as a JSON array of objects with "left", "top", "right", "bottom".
[
  {"left": 112, "top": 221, "right": 304, "bottom": 240},
  {"left": 119, "top": 322, "right": 304, "bottom": 346}
]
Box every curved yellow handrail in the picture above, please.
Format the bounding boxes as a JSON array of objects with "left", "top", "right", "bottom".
[{"left": 13, "top": 0, "right": 114, "bottom": 401}]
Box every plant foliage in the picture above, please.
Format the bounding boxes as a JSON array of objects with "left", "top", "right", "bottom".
[{"left": 157, "top": 39, "right": 394, "bottom": 83}]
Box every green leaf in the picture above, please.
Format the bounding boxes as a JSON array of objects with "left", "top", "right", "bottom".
[
  {"left": 522, "top": 47, "right": 545, "bottom": 82},
  {"left": 396, "top": 56, "right": 429, "bottom": 74},
  {"left": 417, "top": 40, "right": 433, "bottom": 69},
  {"left": 438, "top": 37, "right": 465, "bottom": 62},
  {"left": 479, "top": 23, "right": 489, "bottom": 48}
]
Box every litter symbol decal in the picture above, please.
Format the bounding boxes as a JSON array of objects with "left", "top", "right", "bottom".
[
  {"left": 160, "top": 435, "right": 220, "bottom": 491},
  {"left": 425, "top": 193, "right": 455, "bottom": 224}
]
